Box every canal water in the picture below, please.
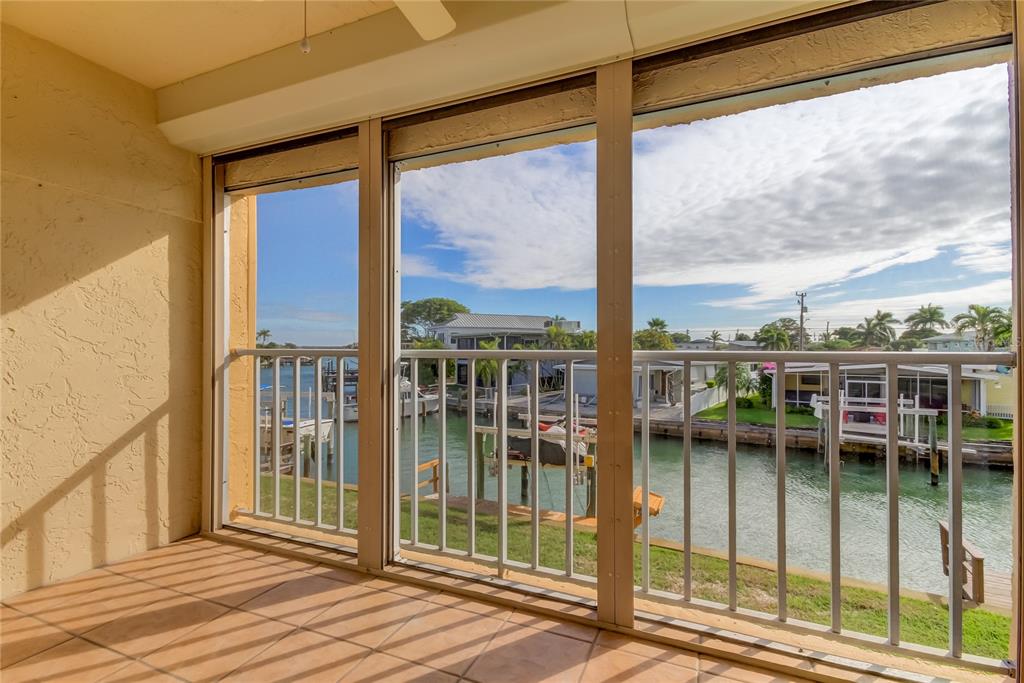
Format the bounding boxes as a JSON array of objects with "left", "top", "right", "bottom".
[{"left": 263, "top": 365, "right": 1012, "bottom": 594}]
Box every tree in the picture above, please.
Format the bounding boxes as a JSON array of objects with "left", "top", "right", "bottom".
[
  {"left": 256, "top": 329, "right": 271, "bottom": 346},
  {"left": 755, "top": 323, "right": 790, "bottom": 351},
  {"left": 709, "top": 330, "right": 723, "bottom": 348},
  {"left": 475, "top": 338, "right": 499, "bottom": 387},
  {"left": 904, "top": 304, "right": 948, "bottom": 335},
  {"left": 633, "top": 328, "right": 673, "bottom": 350},
  {"left": 572, "top": 330, "right": 597, "bottom": 350},
  {"left": 855, "top": 310, "right": 897, "bottom": 348},
  {"left": 411, "top": 338, "right": 455, "bottom": 384},
  {"left": 715, "top": 363, "right": 755, "bottom": 395},
  {"left": 401, "top": 298, "right": 469, "bottom": 340},
  {"left": 647, "top": 317, "right": 668, "bottom": 332},
  {"left": 952, "top": 304, "right": 1010, "bottom": 351},
  {"left": 670, "top": 331, "right": 691, "bottom": 345},
  {"left": 543, "top": 325, "right": 572, "bottom": 350},
  {"left": 734, "top": 332, "right": 752, "bottom": 341},
  {"left": 834, "top": 326, "right": 859, "bottom": 342}
]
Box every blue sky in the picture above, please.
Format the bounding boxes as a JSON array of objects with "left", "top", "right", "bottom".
[{"left": 258, "top": 62, "right": 1012, "bottom": 345}]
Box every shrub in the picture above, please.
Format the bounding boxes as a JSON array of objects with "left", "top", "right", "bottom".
[
  {"left": 985, "top": 417, "right": 1004, "bottom": 429},
  {"left": 706, "top": 379, "right": 716, "bottom": 388},
  {"left": 786, "top": 404, "right": 814, "bottom": 415},
  {"left": 735, "top": 396, "right": 755, "bottom": 409}
]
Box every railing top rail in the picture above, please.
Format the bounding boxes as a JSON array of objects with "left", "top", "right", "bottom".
[
  {"left": 633, "top": 350, "right": 1016, "bottom": 366},
  {"left": 235, "top": 346, "right": 1015, "bottom": 366},
  {"left": 233, "top": 347, "right": 360, "bottom": 358}
]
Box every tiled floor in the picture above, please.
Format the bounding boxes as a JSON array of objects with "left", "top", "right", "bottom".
[{"left": 1, "top": 536, "right": 809, "bottom": 682}]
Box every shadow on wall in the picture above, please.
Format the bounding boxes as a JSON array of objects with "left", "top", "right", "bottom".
[{"left": 1, "top": 178, "right": 203, "bottom": 595}]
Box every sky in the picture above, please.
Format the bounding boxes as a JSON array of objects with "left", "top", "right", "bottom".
[{"left": 257, "top": 61, "right": 1013, "bottom": 345}]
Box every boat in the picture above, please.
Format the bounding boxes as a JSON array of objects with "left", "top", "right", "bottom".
[{"left": 340, "top": 379, "right": 440, "bottom": 422}]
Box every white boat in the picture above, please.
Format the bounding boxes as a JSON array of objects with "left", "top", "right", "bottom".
[
  {"left": 340, "top": 379, "right": 440, "bottom": 422},
  {"left": 259, "top": 415, "right": 334, "bottom": 451}
]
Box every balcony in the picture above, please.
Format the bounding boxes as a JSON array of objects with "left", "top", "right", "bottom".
[{"left": 221, "top": 346, "right": 1017, "bottom": 682}]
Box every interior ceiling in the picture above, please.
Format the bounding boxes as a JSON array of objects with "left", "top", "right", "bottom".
[{"left": 0, "top": 0, "right": 395, "bottom": 88}]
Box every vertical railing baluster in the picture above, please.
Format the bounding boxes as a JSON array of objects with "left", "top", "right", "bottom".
[
  {"left": 293, "top": 356, "right": 302, "bottom": 522},
  {"left": 497, "top": 358, "right": 509, "bottom": 577},
  {"left": 411, "top": 358, "right": 419, "bottom": 546},
  {"left": 683, "top": 361, "right": 692, "bottom": 602},
  {"left": 439, "top": 359, "right": 447, "bottom": 551},
  {"left": 531, "top": 359, "right": 541, "bottom": 570},
  {"left": 273, "top": 358, "right": 281, "bottom": 518},
  {"left": 467, "top": 358, "right": 477, "bottom": 557},
  {"left": 564, "top": 359, "right": 575, "bottom": 577},
  {"left": 253, "top": 354, "right": 261, "bottom": 514},
  {"left": 886, "top": 362, "right": 900, "bottom": 645},
  {"left": 315, "top": 356, "right": 323, "bottom": 527},
  {"left": 336, "top": 356, "right": 344, "bottom": 531},
  {"left": 948, "top": 362, "right": 963, "bottom": 657},
  {"left": 727, "top": 362, "right": 737, "bottom": 611},
  {"left": 776, "top": 360, "right": 787, "bottom": 621},
  {"left": 641, "top": 361, "right": 651, "bottom": 593},
  {"left": 828, "top": 361, "right": 842, "bottom": 633}
]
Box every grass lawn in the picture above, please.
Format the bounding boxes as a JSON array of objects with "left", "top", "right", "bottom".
[
  {"left": 697, "top": 396, "right": 1012, "bottom": 442},
  {"left": 255, "top": 473, "right": 1009, "bottom": 659},
  {"left": 696, "top": 395, "right": 820, "bottom": 429}
]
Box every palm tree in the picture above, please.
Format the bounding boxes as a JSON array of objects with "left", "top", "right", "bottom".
[
  {"left": 855, "top": 310, "right": 897, "bottom": 348},
  {"left": 715, "top": 363, "right": 755, "bottom": 395},
  {"left": 573, "top": 330, "right": 597, "bottom": 350},
  {"left": 755, "top": 323, "right": 790, "bottom": 351},
  {"left": 951, "top": 304, "right": 1010, "bottom": 351},
  {"left": 647, "top": 317, "right": 668, "bottom": 332},
  {"left": 475, "top": 338, "right": 499, "bottom": 387},
  {"left": 256, "top": 329, "right": 271, "bottom": 345},
  {"left": 904, "top": 304, "right": 948, "bottom": 333},
  {"left": 543, "top": 325, "right": 571, "bottom": 349},
  {"left": 708, "top": 330, "right": 723, "bottom": 348}
]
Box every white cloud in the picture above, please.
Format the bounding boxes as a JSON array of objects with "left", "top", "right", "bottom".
[
  {"left": 401, "top": 63, "right": 1013, "bottom": 312},
  {"left": 401, "top": 253, "right": 447, "bottom": 278}
]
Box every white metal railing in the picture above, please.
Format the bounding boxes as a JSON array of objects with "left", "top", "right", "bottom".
[
  {"left": 399, "top": 349, "right": 597, "bottom": 581},
  {"left": 634, "top": 349, "right": 1015, "bottom": 660},
  {"left": 231, "top": 346, "right": 1015, "bottom": 661},
  {"left": 234, "top": 348, "right": 359, "bottom": 536}
]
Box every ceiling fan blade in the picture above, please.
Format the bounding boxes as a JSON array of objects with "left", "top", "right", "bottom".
[{"left": 395, "top": 0, "right": 456, "bottom": 41}]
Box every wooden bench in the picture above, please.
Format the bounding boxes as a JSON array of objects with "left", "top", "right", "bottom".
[
  {"left": 939, "top": 520, "right": 985, "bottom": 603},
  {"left": 633, "top": 486, "right": 665, "bottom": 530}
]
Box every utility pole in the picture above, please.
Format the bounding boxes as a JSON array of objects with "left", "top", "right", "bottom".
[{"left": 795, "top": 291, "right": 807, "bottom": 351}]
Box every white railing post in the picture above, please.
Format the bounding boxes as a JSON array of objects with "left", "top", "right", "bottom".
[
  {"left": 641, "top": 361, "right": 651, "bottom": 593},
  {"left": 682, "top": 361, "right": 692, "bottom": 601},
  {"left": 439, "top": 359, "right": 448, "bottom": 551},
  {"left": 253, "top": 354, "right": 261, "bottom": 515},
  {"left": 775, "top": 361, "right": 787, "bottom": 621},
  {"left": 315, "top": 356, "right": 323, "bottom": 527},
  {"left": 727, "top": 362, "right": 737, "bottom": 611},
  {"left": 467, "top": 358, "right": 477, "bottom": 557},
  {"left": 336, "top": 356, "right": 345, "bottom": 531},
  {"left": 497, "top": 358, "right": 509, "bottom": 577},
  {"left": 272, "top": 358, "right": 281, "bottom": 518},
  {"left": 948, "top": 362, "right": 963, "bottom": 657},
  {"left": 564, "top": 359, "right": 575, "bottom": 577},
  {"left": 885, "top": 362, "right": 900, "bottom": 645},
  {"left": 531, "top": 359, "right": 541, "bottom": 570},
  {"left": 828, "top": 361, "right": 842, "bottom": 633},
  {"left": 293, "top": 356, "right": 302, "bottom": 522},
  {"left": 411, "top": 358, "right": 419, "bottom": 546}
]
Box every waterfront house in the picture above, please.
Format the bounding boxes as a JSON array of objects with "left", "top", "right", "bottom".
[
  {"left": 428, "top": 312, "right": 581, "bottom": 349},
  {"left": 922, "top": 331, "right": 979, "bottom": 352}
]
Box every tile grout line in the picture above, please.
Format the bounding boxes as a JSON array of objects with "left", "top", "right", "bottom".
[{"left": 453, "top": 597, "right": 515, "bottom": 682}]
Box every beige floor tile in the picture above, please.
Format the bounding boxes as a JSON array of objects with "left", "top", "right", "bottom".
[
  {"left": 83, "top": 593, "right": 229, "bottom": 658},
  {"left": 5, "top": 572, "right": 171, "bottom": 635},
  {"left": 239, "top": 573, "right": 364, "bottom": 626},
  {"left": 464, "top": 621, "right": 592, "bottom": 683},
  {"left": 380, "top": 601, "right": 506, "bottom": 676},
  {"left": 223, "top": 627, "right": 369, "bottom": 682},
  {"left": 699, "top": 656, "right": 812, "bottom": 682},
  {"left": 141, "top": 608, "right": 294, "bottom": 682},
  {"left": 169, "top": 557, "right": 305, "bottom": 607},
  {"left": 307, "top": 563, "right": 373, "bottom": 585},
  {"left": 99, "top": 661, "right": 181, "bottom": 682},
  {"left": 595, "top": 629, "right": 699, "bottom": 670},
  {"left": 507, "top": 610, "right": 599, "bottom": 642},
  {"left": 0, "top": 605, "right": 73, "bottom": 667},
  {"left": 341, "top": 652, "right": 458, "bottom": 683},
  {"left": 429, "top": 591, "right": 514, "bottom": 619},
  {"left": 306, "top": 584, "right": 428, "bottom": 648},
  {"left": 582, "top": 645, "right": 699, "bottom": 683},
  {"left": 2, "top": 637, "right": 134, "bottom": 683},
  {"left": 105, "top": 541, "right": 228, "bottom": 578}
]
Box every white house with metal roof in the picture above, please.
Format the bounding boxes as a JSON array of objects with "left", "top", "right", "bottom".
[{"left": 428, "top": 313, "right": 581, "bottom": 350}]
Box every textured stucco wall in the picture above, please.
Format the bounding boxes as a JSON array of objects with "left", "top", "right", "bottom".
[
  {"left": 1, "top": 25, "right": 203, "bottom": 596},
  {"left": 227, "top": 196, "right": 255, "bottom": 515}
]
